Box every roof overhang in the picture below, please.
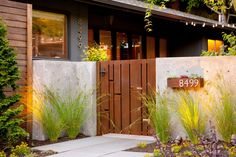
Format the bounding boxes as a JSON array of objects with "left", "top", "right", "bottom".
[
  {"left": 76, "top": 0, "right": 236, "bottom": 31},
  {"left": 10, "top": 0, "right": 236, "bottom": 31}
]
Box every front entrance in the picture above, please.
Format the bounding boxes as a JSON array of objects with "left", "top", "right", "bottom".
[{"left": 97, "top": 59, "right": 156, "bottom": 135}]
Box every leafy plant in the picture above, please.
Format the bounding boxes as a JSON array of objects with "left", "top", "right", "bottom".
[
  {"left": 44, "top": 87, "right": 88, "bottom": 139},
  {"left": 176, "top": 91, "right": 206, "bottom": 144},
  {"left": 142, "top": 91, "right": 171, "bottom": 143},
  {"left": 11, "top": 142, "right": 31, "bottom": 156},
  {"left": 211, "top": 77, "right": 236, "bottom": 142},
  {"left": 153, "top": 149, "right": 161, "bottom": 157},
  {"left": 183, "top": 150, "right": 193, "bottom": 156},
  {"left": 171, "top": 145, "right": 182, "bottom": 153},
  {"left": 137, "top": 142, "right": 148, "bottom": 149},
  {"left": 0, "top": 151, "right": 6, "bottom": 157},
  {"left": 222, "top": 33, "right": 236, "bottom": 56},
  {"left": 180, "top": 0, "right": 202, "bottom": 11},
  {"left": 201, "top": 50, "right": 223, "bottom": 56},
  {"left": 83, "top": 44, "right": 108, "bottom": 61},
  {"left": 0, "top": 19, "right": 27, "bottom": 149}
]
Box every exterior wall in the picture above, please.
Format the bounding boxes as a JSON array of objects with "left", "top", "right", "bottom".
[
  {"left": 0, "top": 0, "right": 32, "bottom": 131},
  {"left": 0, "top": 0, "right": 28, "bottom": 91},
  {"left": 31, "top": 1, "right": 88, "bottom": 61},
  {"left": 156, "top": 56, "right": 236, "bottom": 139},
  {"left": 32, "top": 60, "right": 96, "bottom": 140}
]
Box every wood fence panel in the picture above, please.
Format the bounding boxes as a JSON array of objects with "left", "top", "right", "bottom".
[
  {"left": 97, "top": 59, "right": 156, "bottom": 135},
  {"left": 121, "top": 61, "right": 130, "bottom": 134},
  {"left": 99, "top": 62, "right": 110, "bottom": 134}
]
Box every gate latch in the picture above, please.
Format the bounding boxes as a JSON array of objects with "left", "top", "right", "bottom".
[{"left": 100, "top": 68, "right": 106, "bottom": 76}]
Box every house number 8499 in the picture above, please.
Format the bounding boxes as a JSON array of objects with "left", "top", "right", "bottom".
[{"left": 179, "top": 79, "right": 199, "bottom": 88}]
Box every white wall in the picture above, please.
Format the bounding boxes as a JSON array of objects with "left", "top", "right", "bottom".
[
  {"left": 32, "top": 60, "right": 96, "bottom": 140},
  {"left": 156, "top": 56, "right": 236, "bottom": 139}
]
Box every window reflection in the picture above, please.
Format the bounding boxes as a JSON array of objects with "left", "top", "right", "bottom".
[
  {"left": 117, "top": 32, "right": 128, "bottom": 60},
  {"left": 132, "top": 35, "right": 142, "bottom": 59},
  {"left": 32, "top": 10, "right": 67, "bottom": 59},
  {"left": 100, "top": 30, "right": 112, "bottom": 60}
]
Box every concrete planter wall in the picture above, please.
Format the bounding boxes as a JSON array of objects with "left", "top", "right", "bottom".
[
  {"left": 32, "top": 60, "right": 96, "bottom": 140},
  {"left": 156, "top": 56, "right": 236, "bottom": 139},
  {"left": 32, "top": 56, "right": 236, "bottom": 141}
]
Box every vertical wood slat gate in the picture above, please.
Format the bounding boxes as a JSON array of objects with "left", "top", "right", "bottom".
[{"left": 97, "top": 59, "right": 156, "bottom": 135}]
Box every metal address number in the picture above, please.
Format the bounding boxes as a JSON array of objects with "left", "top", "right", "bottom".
[{"left": 179, "top": 79, "right": 199, "bottom": 88}]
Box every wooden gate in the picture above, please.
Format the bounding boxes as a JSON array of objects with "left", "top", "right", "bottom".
[{"left": 97, "top": 59, "right": 156, "bottom": 135}]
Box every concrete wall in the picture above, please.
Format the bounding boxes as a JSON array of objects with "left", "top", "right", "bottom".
[
  {"left": 32, "top": 60, "right": 96, "bottom": 140},
  {"left": 156, "top": 56, "right": 236, "bottom": 139}
]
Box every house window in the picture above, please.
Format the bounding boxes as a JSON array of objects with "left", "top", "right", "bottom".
[
  {"left": 208, "top": 39, "right": 223, "bottom": 52},
  {"left": 132, "top": 35, "right": 142, "bottom": 59},
  {"left": 100, "top": 30, "right": 112, "bottom": 60},
  {"left": 117, "top": 32, "right": 128, "bottom": 60},
  {"left": 32, "top": 10, "right": 67, "bottom": 59}
]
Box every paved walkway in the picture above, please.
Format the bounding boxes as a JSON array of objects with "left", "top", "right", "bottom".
[{"left": 33, "top": 134, "right": 155, "bottom": 157}]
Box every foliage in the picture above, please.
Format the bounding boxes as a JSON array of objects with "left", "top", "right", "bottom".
[
  {"left": 83, "top": 44, "right": 108, "bottom": 61},
  {"left": 211, "top": 77, "right": 236, "bottom": 142},
  {"left": 204, "top": 0, "right": 232, "bottom": 13},
  {"left": 41, "top": 104, "right": 63, "bottom": 142},
  {"left": 201, "top": 50, "right": 223, "bottom": 56},
  {"left": 34, "top": 84, "right": 89, "bottom": 141},
  {"left": 222, "top": 33, "right": 236, "bottom": 56},
  {"left": 201, "top": 33, "right": 236, "bottom": 56},
  {"left": 137, "top": 142, "right": 148, "bottom": 149},
  {"left": 44, "top": 87, "right": 88, "bottom": 139},
  {"left": 0, "top": 151, "right": 6, "bottom": 157},
  {"left": 142, "top": 91, "right": 171, "bottom": 143},
  {"left": 11, "top": 142, "right": 31, "bottom": 156},
  {"left": 180, "top": 0, "right": 202, "bottom": 11},
  {"left": 153, "top": 149, "right": 161, "bottom": 157},
  {"left": 0, "top": 19, "right": 27, "bottom": 149},
  {"left": 176, "top": 92, "right": 206, "bottom": 144},
  {"left": 171, "top": 145, "right": 182, "bottom": 153},
  {"left": 34, "top": 87, "right": 63, "bottom": 142},
  {"left": 144, "top": 0, "right": 171, "bottom": 32}
]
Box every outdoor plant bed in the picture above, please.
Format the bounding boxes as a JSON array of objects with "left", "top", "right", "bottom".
[
  {"left": 126, "top": 140, "right": 236, "bottom": 157},
  {"left": 28, "top": 133, "right": 88, "bottom": 147},
  {"left": 32, "top": 149, "right": 57, "bottom": 157}
]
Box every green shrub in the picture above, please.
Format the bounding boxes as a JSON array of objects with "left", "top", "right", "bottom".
[
  {"left": 83, "top": 44, "right": 108, "bottom": 61},
  {"left": 153, "top": 149, "right": 161, "bottom": 157},
  {"left": 212, "top": 78, "right": 236, "bottom": 142},
  {"left": 142, "top": 91, "right": 171, "bottom": 143},
  {"left": 44, "top": 87, "right": 88, "bottom": 139},
  {"left": 176, "top": 92, "right": 206, "bottom": 144},
  {"left": 0, "top": 19, "right": 27, "bottom": 149},
  {"left": 0, "top": 151, "right": 6, "bottom": 157},
  {"left": 201, "top": 33, "right": 236, "bottom": 56},
  {"left": 11, "top": 142, "right": 31, "bottom": 156},
  {"left": 222, "top": 33, "right": 236, "bottom": 56},
  {"left": 137, "top": 142, "right": 147, "bottom": 149},
  {"left": 171, "top": 145, "right": 182, "bottom": 153}
]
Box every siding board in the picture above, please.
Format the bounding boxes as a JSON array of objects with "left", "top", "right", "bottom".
[
  {"left": 0, "top": 0, "right": 28, "bottom": 87},
  {"left": 0, "top": 12, "right": 27, "bottom": 22},
  {"left": 0, "top": 6, "right": 27, "bottom": 16}
]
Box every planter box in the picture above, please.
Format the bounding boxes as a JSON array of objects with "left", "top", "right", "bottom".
[{"left": 167, "top": 77, "right": 204, "bottom": 89}]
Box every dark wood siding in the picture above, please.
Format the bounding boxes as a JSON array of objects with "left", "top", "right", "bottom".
[
  {"left": 0, "top": 0, "right": 28, "bottom": 88},
  {"left": 0, "top": 0, "right": 32, "bottom": 131}
]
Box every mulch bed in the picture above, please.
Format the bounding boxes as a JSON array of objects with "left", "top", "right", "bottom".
[
  {"left": 29, "top": 134, "right": 89, "bottom": 156},
  {"left": 126, "top": 142, "right": 156, "bottom": 153},
  {"left": 28, "top": 134, "right": 88, "bottom": 147}
]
